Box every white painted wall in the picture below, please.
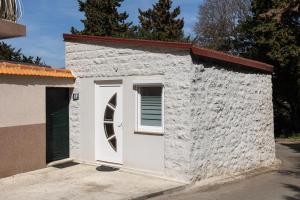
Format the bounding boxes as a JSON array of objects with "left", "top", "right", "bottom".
[
  {"left": 70, "top": 75, "right": 166, "bottom": 174},
  {"left": 79, "top": 78, "right": 96, "bottom": 161}
]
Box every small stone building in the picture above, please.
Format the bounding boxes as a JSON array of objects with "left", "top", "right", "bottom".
[{"left": 64, "top": 34, "right": 276, "bottom": 182}]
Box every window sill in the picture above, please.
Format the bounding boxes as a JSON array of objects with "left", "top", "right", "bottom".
[{"left": 134, "top": 130, "right": 164, "bottom": 136}]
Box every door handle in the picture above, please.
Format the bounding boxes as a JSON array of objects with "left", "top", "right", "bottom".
[{"left": 117, "top": 122, "right": 122, "bottom": 127}]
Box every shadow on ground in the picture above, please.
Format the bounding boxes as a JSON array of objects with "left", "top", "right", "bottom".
[
  {"left": 52, "top": 162, "right": 80, "bottom": 169},
  {"left": 96, "top": 165, "right": 120, "bottom": 172},
  {"left": 281, "top": 143, "right": 300, "bottom": 153},
  {"left": 283, "top": 184, "right": 300, "bottom": 200},
  {"left": 279, "top": 143, "right": 300, "bottom": 200}
]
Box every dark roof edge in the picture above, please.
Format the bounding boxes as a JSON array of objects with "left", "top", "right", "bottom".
[{"left": 63, "top": 34, "right": 273, "bottom": 73}]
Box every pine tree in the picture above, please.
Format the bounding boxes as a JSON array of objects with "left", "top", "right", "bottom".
[
  {"left": 71, "top": 0, "right": 132, "bottom": 36},
  {"left": 240, "top": 0, "right": 299, "bottom": 65},
  {"left": 239, "top": 0, "right": 300, "bottom": 136},
  {"left": 137, "top": 0, "right": 185, "bottom": 41},
  {"left": 0, "top": 42, "right": 46, "bottom": 66}
]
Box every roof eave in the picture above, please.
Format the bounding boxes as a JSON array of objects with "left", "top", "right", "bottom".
[
  {"left": 0, "top": 61, "right": 75, "bottom": 79},
  {"left": 63, "top": 34, "right": 192, "bottom": 50},
  {"left": 63, "top": 34, "right": 273, "bottom": 73},
  {"left": 191, "top": 47, "right": 273, "bottom": 73}
]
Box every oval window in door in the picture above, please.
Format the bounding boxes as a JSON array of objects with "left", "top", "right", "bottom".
[{"left": 103, "top": 93, "right": 117, "bottom": 152}]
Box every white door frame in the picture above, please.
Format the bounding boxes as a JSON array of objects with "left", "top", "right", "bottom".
[{"left": 95, "top": 83, "right": 123, "bottom": 164}]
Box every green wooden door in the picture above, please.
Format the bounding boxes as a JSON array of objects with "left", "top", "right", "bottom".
[{"left": 46, "top": 88, "right": 70, "bottom": 163}]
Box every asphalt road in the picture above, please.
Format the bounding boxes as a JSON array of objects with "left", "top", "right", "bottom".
[{"left": 151, "top": 143, "right": 300, "bottom": 200}]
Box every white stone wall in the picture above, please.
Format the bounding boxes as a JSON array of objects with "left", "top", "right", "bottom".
[
  {"left": 65, "top": 42, "right": 194, "bottom": 181},
  {"left": 65, "top": 41, "right": 275, "bottom": 182},
  {"left": 163, "top": 51, "right": 193, "bottom": 181},
  {"left": 189, "top": 63, "right": 276, "bottom": 181},
  {"left": 69, "top": 79, "right": 81, "bottom": 158}
]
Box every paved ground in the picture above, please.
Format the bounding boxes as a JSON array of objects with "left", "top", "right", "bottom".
[
  {"left": 151, "top": 143, "right": 300, "bottom": 200},
  {"left": 0, "top": 163, "right": 184, "bottom": 200}
]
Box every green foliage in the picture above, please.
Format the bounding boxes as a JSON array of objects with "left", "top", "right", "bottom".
[
  {"left": 71, "top": 0, "right": 132, "bottom": 36},
  {"left": 137, "top": 0, "right": 186, "bottom": 41},
  {"left": 71, "top": 0, "right": 190, "bottom": 42},
  {"left": 0, "top": 42, "right": 45, "bottom": 66},
  {"left": 288, "top": 133, "right": 300, "bottom": 141},
  {"left": 239, "top": 0, "right": 300, "bottom": 137}
]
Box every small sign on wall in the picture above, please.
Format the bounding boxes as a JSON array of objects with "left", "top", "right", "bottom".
[{"left": 73, "top": 93, "right": 79, "bottom": 101}]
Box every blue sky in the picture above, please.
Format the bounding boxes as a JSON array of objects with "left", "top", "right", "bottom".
[{"left": 6, "top": 0, "right": 201, "bottom": 68}]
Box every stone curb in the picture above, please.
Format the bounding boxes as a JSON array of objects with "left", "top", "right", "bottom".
[
  {"left": 129, "top": 160, "right": 282, "bottom": 200},
  {"left": 191, "top": 160, "right": 281, "bottom": 189},
  {"left": 130, "top": 184, "right": 191, "bottom": 200}
]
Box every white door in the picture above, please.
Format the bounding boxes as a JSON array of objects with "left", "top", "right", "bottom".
[{"left": 95, "top": 85, "right": 123, "bottom": 164}]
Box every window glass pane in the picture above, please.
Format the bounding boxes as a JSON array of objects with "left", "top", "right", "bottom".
[
  {"left": 140, "top": 87, "right": 162, "bottom": 127},
  {"left": 104, "top": 106, "right": 114, "bottom": 121},
  {"left": 109, "top": 94, "right": 117, "bottom": 107},
  {"left": 104, "top": 123, "right": 115, "bottom": 138},
  {"left": 109, "top": 136, "right": 117, "bottom": 151}
]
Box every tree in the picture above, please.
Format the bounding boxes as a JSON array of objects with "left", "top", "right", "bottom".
[
  {"left": 0, "top": 42, "right": 45, "bottom": 66},
  {"left": 194, "top": 0, "right": 251, "bottom": 53},
  {"left": 137, "top": 0, "right": 185, "bottom": 41},
  {"left": 239, "top": 0, "right": 300, "bottom": 136},
  {"left": 71, "top": 0, "right": 132, "bottom": 36}
]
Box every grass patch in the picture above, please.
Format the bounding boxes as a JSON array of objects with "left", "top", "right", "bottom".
[
  {"left": 288, "top": 133, "right": 300, "bottom": 140},
  {"left": 276, "top": 133, "right": 300, "bottom": 143}
]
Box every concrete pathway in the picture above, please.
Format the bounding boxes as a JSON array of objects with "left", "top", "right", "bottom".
[
  {"left": 0, "top": 163, "right": 184, "bottom": 200},
  {"left": 150, "top": 143, "right": 300, "bottom": 200}
]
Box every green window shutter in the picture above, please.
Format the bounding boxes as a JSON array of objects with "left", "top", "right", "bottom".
[{"left": 140, "top": 87, "right": 162, "bottom": 127}]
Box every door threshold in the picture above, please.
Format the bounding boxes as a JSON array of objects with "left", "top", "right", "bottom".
[
  {"left": 47, "top": 158, "right": 74, "bottom": 167},
  {"left": 95, "top": 160, "right": 123, "bottom": 169},
  {"left": 73, "top": 159, "right": 122, "bottom": 169}
]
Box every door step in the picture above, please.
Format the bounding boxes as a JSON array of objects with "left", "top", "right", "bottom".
[{"left": 47, "top": 158, "right": 74, "bottom": 167}]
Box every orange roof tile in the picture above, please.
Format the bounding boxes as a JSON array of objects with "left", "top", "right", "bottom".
[{"left": 0, "top": 62, "right": 74, "bottom": 79}]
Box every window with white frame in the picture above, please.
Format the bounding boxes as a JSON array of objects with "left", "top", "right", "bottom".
[{"left": 135, "top": 85, "right": 164, "bottom": 133}]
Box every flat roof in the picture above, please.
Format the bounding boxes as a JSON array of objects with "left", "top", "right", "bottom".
[
  {"left": 0, "top": 61, "right": 74, "bottom": 79},
  {"left": 63, "top": 34, "right": 273, "bottom": 73}
]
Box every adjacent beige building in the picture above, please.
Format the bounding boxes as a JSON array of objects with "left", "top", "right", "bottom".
[
  {"left": 0, "top": 62, "right": 74, "bottom": 178},
  {"left": 0, "top": 0, "right": 72, "bottom": 178}
]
